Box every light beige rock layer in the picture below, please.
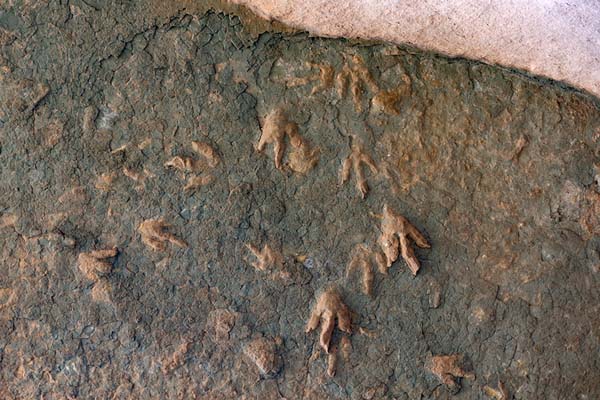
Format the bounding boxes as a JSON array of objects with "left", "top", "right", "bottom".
[{"left": 230, "top": 0, "right": 600, "bottom": 99}]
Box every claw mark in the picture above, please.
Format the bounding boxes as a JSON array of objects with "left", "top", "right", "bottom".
[
  {"left": 122, "top": 167, "right": 142, "bottom": 181},
  {"left": 340, "top": 140, "right": 378, "bottom": 198},
  {"left": 305, "top": 287, "right": 352, "bottom": 353},
  {"left": 373, "top": 250, "right": 388, "bottom": 274},
  {"left": 78, "top": 247, "right": 118, "bottom": 280},
  {"left": 346, "top": 244, "right": 375, "bottom": 295},
  {"left": 340, "top": 336, "right": 352, "bottom": 362},
  {"left": 139, "top": 219, "right": 187, "bottom": 251},
  {"left": 378, "top": 204, "right": 430, "bottom": 275},
  {"left": 336, "top": 64, "right": 352, "bottom": 98},
  {"left": 111, "top": 143, "right": 129, "bottom": 154},
  {"left": 327, "top": 346, "right": 337, "bottom": 377},
  {"left": 137, "top": 137, "right": 153, "bottom": 150},
  {"left": 427, "top": 354, "right": 475, "bottom": 394}
]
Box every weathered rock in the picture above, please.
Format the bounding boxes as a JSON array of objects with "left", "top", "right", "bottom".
[
  {"left": 0, "top": 2, "right": 598, "bottom": 399},
  {"left": 243, "top": 336, "right": 282, "bottom": 377}
]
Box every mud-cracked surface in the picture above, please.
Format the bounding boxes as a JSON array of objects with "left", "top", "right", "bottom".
[{"left": 0, "top": 2, "right": 599, "bottom": 399}]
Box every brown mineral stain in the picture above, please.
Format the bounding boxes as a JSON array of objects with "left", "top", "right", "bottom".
[
  {"left": 362, "top": 384, "right": 388, "bottom": 400},
  {"left": 58, "top": 186, "right": 88, "bottom": 205},
  {"left": 0, "top": 287, "right": 15, "bottom": 309},
  {"left": 428, "top": 280, "right": 442, "bottom": 309},
  {"left": 35, "top": 117, "right": 63, "bottom": 148},
  {"left": 30, "top": 82, "right": 50, "bottom": 110}
]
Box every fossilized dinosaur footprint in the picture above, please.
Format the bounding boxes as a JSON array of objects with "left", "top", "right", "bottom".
[
  {"left": 139, "top": 218, "right": 187, "bottom": 251},
  {"left": 340, "top": 141, "right": 378, "bottom": 198},
  {"left": 305, "top": 287, "right": 352, "bottom": 353},
  {"left": 256, "top": 107, "right": 318, "bottom": 173},
  {"left": 378, "top": 204, "right": 430, "bottom": 275},
  {"left": 427, "top": 354, "right": 475, "bottom": 394}
]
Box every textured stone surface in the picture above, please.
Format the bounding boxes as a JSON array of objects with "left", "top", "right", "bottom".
[
  {"left": 231, "top": 0, "right": 600, "bottom": 99},
  {"left": 0, "top": 2, "right": 599, "bottom": 399}
]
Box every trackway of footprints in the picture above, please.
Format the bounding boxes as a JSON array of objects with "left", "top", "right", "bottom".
[{"left": 79, "top": 56, "right": 492, "bottom": 395}]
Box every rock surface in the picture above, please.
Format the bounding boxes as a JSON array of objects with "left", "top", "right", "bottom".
[
  {"left": 231, "top": 0, "right": 600, "bottom": 99},
  {"left": 0, "top": 1, "right": 598, "bottom": 399}
]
